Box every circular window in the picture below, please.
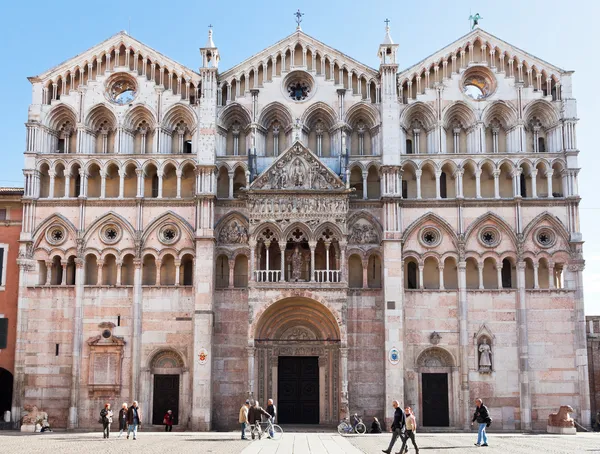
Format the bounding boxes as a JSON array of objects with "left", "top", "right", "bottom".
[
  {"left": 419, "top": 227, "right": 442, "bottom": 248},
  {"left": 461, "top": 67, "right": 496, "bottom": 101},
  {"left": 535, "top": 228, "right": 555, "bottom": 248},
  {"left": 100, "top": 224, "right": 121, "bottom": 245},
  {"left": 159, "top": 224, "right": 179, "bottom": 245},
  {"left": 479, "top": 227, "right": 501, "bottom": 248},
  {"left": 46, "top": 225, "right": 67, "bottom": 246},
  {"left": 282, "top": 70, "right": 315, "bottom": 103},
  {"left": 101, "top": 329, "right": 112, "bottom": 339},
  {"left": 105, "top": 73, "right": 138, "bottom": 105}
]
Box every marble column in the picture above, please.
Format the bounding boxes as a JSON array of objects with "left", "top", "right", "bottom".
[
  {"left": 68, "top": 258, "right": 85, "bottom": 428},
  {"left": 516, "top": 261, "right": 532, "bottom": 430}
]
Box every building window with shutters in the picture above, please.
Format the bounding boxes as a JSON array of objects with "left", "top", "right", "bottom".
[
  {"left": 0, "top": 244, "right": 7, "bottom": 290},
  {"left": 0, "top": 318, "right": 8, "bottom": 349}
]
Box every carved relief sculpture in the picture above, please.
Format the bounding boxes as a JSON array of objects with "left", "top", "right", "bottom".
[
  {"left": 291, "top": 246, "right": 303, "bottom": 281},
  {"left": 218, "top": 220, "right": 248, "bottom": 244}
]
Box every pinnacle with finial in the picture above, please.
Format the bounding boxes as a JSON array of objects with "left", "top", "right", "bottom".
[{"left": 295, "top": 9, "right": 304, "bottom": 30}]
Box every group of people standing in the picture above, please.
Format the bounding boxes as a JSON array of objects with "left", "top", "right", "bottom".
[
  {"left": 99, "top": 400, "right": 171, "bottom": 439},
  {"left": 238, "top": 398, "right": 277, "bottom": 440}
]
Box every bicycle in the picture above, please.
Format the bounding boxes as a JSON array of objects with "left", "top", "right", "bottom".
[
  {"left": 250, "top": 418, "right": 284, "bottom": 440},
  {"left": 337, "top": 415, "right": 366, "bottom": 435}
]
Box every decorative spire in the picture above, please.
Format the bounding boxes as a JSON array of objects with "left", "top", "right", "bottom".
[
  {"left": 382, "top": 18, "right": 394, "bottom": 45},
  {"left": 294, "top": 9, "right": 304, "bottom": 30},
  {"left": 206, "top": 24, "right": 215, "bottom": 48}
]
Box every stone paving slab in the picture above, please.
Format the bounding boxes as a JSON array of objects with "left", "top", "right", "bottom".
[{"left": 0, "top": 431, "right": 599, "bottom": 454}]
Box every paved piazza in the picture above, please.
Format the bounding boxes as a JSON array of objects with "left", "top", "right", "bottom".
[{"left": 0, "top": 431, "right": 599, "bottom": 453}]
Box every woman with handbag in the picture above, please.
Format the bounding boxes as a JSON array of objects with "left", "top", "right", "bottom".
[
  {"left": 100, "top": 403, "right": 113, "bottom": 439},
  {"left": 163, "top": 409, "right": 174, "bottom": 432}
]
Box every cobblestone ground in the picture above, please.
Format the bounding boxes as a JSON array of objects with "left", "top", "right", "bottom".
[{"left": 0, "top": 431, "right": 599, "bottom": 453}]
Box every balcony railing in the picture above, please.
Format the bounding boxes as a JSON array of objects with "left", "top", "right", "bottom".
[
  {"left": 313, "top": 270, "right": 342, "bottom": 283},
  {"left": 254, "top": 270, "right": 282, "bottom": 282}
]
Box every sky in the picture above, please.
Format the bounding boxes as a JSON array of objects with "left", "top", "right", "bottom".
[{"left": 1, "top": 0, "right": 599, "bottom": 312}]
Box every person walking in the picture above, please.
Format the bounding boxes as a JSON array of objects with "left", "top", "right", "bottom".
[
  {"left": 117, "top": 403, "right": 128, "bottom": 438},
  {"left": 266, "top": 398, "right": 277, "bottom": 438},
  {"left": 127, "top": 400, "right": 142, "bottom": 440},
  {"left": 248, "top": 400, "right": 271, "bottom": 440},
  {"left": 471, "top": 398, "right": 491, "bottom": 447},
  {"left": 382, "top": 400, "right": 406, "bottom": 454},
  {"left": 100, "top": 403, "right": 113, "bottom": 439},
  {"left": 239, "top": 400, "right": 250, "bottom": 440},
  {"left": 163, "top": 410, "right": 174, "bottom": 432},
  {"left": 398, "top": 407, "right": 419, "bottom": 454}
]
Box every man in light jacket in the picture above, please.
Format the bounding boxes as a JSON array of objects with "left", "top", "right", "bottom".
[{"left": 239, "top": 400, "right": 250, "bottom": 440}]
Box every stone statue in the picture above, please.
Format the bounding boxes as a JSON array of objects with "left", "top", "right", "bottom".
[
  {"left": 21, "top": 405, "right": 50, "bottom": 432},
  {"left": 478, "top": 338, "right": 492, "bottom": 372},
  {"left": 291, "top": 246, "right": 303, "bottom": 281},
  {"left": 469, "top": 13, "right": 483, "bottom": 29},
  {"left": 292, "top": 159, "right": 305, "bottom": 187},
  {"left": 218, "top": 220, "right": 248, "bottom": 244},
  {"left": 547, "top": 405, "right": 576, "bottom": 434}
]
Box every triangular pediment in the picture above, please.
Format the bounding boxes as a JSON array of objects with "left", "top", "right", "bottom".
[
  {"left": 250, "top": 141, "right": 345, "bottom": 191},
  {"left": 398, "top": 28, "right": 569, "bottom": 83},
  {"left": 219, "top": 30, "right": 379, "bottom": 81},
  {"left": 29, "top": 31, "right": 199, "bottom": 84}
]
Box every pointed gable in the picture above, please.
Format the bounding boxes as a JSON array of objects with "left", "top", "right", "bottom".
[
  {"left": 29, "top": 31, "right": 200, "bottom": 85},
  {"left": 219, "top": 30, "right": 379, "bottom": 83},
  {"left": 398, "top": 28, "right": 569, "bottom": 84},
  {"left": 250, "top": 141, "right": 345, "bottom": 191}
]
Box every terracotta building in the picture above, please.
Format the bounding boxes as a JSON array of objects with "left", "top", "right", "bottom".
[
  {"left": 11, "top": 21, "right": 589, "bottom": 431},
  {"left": 0, "top": 187, "right": 23, "bottom": 420}
]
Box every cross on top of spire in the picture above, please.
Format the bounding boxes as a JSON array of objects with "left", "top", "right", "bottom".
[
  {"left": 384, "top": 18, "right": 390, "bottom": 27},
  {"left": 294, "top": 9, "right": 304, "bottom": 29}
]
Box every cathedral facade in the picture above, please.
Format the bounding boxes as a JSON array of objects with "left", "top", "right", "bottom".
[{"left": 11, "top": 22, "right": 589, "bottom": 431}]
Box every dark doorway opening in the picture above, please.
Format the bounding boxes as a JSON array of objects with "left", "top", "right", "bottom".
[
  {"left": 152, "top": 374, "right": 179, "bottom": 425},
  {"left": 277, "top": 356, "right": 319, "bottom": 424},
  {"left": 422, "top": 373, "right": 449, "bottom": 426},
  {"left": 0, "top": 368, "right": 13, "bottom": 414}
]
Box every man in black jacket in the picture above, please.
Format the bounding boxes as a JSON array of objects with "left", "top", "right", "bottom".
[
  {"left": 471, "top": 398, "right": 491, "bottom": 447},
  {"left": 382, "top": 400, "right": 406, "bottom": 454},
  {"left": 248, "top": 400, "right": 271, "bottom": 440}
]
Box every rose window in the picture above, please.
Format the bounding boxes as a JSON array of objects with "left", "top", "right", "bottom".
[
  {"left": 479, "top": 227, "right": 501, "bottom": 248},
  {"left": 106, "top": 73, "right": 138, "bottom": 105},
  {"left": 46, "top": 225, "right": 67, "bottom": 245},
  {"left": 461, "top": 67, "right": 497, "bottom": 101},
  {"left": 419, "top": 227, "right": 441, "bottom": 247},
  {"left": 535, "top": 228, "right": 555, "bottom": 248},
  {"left": 159, "top": 224, "right": 179, "bottom": 245},
  {"left": 288, "top": 81, "right": 310, "bottom": 101},
  {"left": 100, "top": 224, "right": 121, "bottom": 245}
]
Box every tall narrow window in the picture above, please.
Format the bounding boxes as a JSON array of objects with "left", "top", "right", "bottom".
[
  {"left": 407, "top": 261, "right": 417, "bottom": 289},
  {"left": 0, "top": 318, "right": 8, "bottom": 349},
  {"left": 402, "top": 181, "right": 408, "bottom": 199},
  {"left": 406, "top": 139, "right": 413, "bottom": 154},
  {"left": 151, "top": 174, "right": 159, "bottom": 198},
  {"left": 0, "top": 247, "right": 5, "bottom": 287},
  {"left": 74, "top": 175, "right": 81, "bottom": 197},
  {"left": 57, "top": 138, "right": 66, "bottom": 154},
  {"left": 0, "top": 209, "right": 6, "bottom": 221},
  {"left": 538, "top": 137, "right": 546, "bottom": 153},
  {"left": 501, "top": 258, "right": 512, "bottom": 288},
  {"left": 520, "top": 173, "right": 527, "bottom": 198},
  {"left": 184, "top": 140, "right": 192, "bottom": 154},
  {"left": 440, "top": 172, "right": 448, "bottom": 199}
]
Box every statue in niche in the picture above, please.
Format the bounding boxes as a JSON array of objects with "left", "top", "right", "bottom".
[
  {"left": 478, "top": 338, "right": 492, "bottom": 372},
  {"left": 291, "top": 159, "right": 305, "bottom": 187},
  {"left": 291, "top": 246, "right": 303, "bottom": 281},
  {"left": 219, "top": 220, "right": 248, "bottom": 244}
]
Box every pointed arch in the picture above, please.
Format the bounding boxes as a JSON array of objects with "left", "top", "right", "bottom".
[
  {"left": 523, "top": 100, "right": 560, "bottom": 128},
  {"left": 347, "top": 210, "right": 383, "bottom": 241},
  {"left": 162, "top": 103, "right": 197, "bottom": 133},
  {"left": 32, "top": 213, "right": 78, "bottom": 249},
  {"left": 464, "top": 212, "right": 518, "bottom": 246},
  {"left": 44, "top": 104, "right": 78, "bottom": 130},
  {"left": 83, "top": 211, "right": 136, "bottom": 244},
  {"left": 402, "top": 212, "right": 458, "bottom": 247},
  {"left": 345, "top": 102, "right": 380, "bottom": 129},
  {"left": 482, "top": 100, "right": 518, "bottom": 128},
  {"left": 215, "top": 211, "right": 249, "bottom": 236},
  {"left": 142, "top": 210, "right": 195, "bottom": 244},
  {"left": 442, "top": 101, "right": 477, "bottom": 129},
  {"left": 522, "top": 211, "right": 570, "bottom": 245},
  {"left": 301, "top": 102, "right": 338, "bottom": 129},
  {"left": 85, "top": 103, "right": 118, "bottom": 131},
  {"left": 218, "top": 102, "right": 252, "bottom": 129},
  {"left": 123, "top": 104, "right": 157, "bottom": 132},
  {"left": 258, "top": 102, "right": 293, "bottom": 129},
  {"left": 401, "top": 101, "right": 437, "bottom": 130}
]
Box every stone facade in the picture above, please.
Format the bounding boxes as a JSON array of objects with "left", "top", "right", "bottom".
[{"left": 11, "top": 22, "right": 589, "bottom": 431}]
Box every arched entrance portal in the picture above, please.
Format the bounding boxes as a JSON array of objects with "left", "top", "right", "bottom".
[
  {"left": 251, "top": 297, "right": 344, "bottom": 425},
  {"left": 415, "top": 347, "right": 459, "bottom": 428},
  {"left": 143, "top": 350, "right": 189, "bottom": 428}
]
